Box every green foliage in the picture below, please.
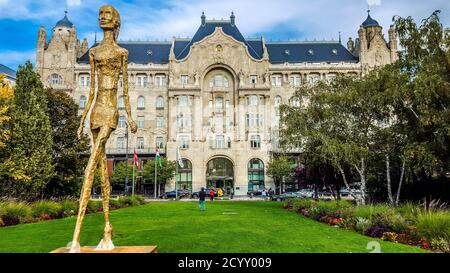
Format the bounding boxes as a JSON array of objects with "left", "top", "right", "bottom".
[
  {"left": 142, "top": 158, "right": 176, "bottom": 186},
  {"left": 58, "top": 198, "right": 78, "bottom": 217},
  {"left": 0, "top": 202, "right": 32, "bottom": 224},
  {"left": 44, "top": 89, "right": 90, "bottom": 197},
  {"left": 118, "top": 195, "right": 145, "bottom": 207},
  {"left": 111, "top": 161, "right": 137, "bottom": 187},
  {"left": 87, "top": 200, "right": 103, "bottom": 213},
  {"left": 430, "top": 238, "right": 450, "bottom": 253},
  {"left": 416, "top": 210, "right": 450, "bottom": 242},
  {"left": 31, "top": 201, "right": 62, "bottom": 218},
  {"left": 353, "top": 204, "right": 395, "bottom": 220},
  {"left": 267, "top": 156, "right": 295, "bottom": 193},
  {"left": 354, "top": 217, "right": 372, "bottom": 234},
  {"left": 4, "top": 62, "right": 54, "bottom": 200}
]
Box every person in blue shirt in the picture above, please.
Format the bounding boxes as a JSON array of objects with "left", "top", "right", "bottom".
[{"left": 198, "top": 187, "right": 206, "bottom": 211}]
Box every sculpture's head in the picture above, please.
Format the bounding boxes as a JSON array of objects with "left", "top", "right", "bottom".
[{"left": 98, "top": 5, "right": 121, "bottom": 41}]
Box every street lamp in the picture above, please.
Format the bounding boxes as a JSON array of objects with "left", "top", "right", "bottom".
[{"left": 124, "top": 122, "right": 129, "bottom": 195}]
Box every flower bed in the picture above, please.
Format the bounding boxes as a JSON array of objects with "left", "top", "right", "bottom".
[
  {"left": 0, "top": 195, "right": 146, "bottom": 227},
  {"left": 283, "top": 199, "right": 450, "bottom": 253}
]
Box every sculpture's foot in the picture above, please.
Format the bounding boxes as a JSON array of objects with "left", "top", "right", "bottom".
[
  {"left": 68, "top": 241, "right": 81, "bottom": 253},
  {"left": 95, "top": 238, "right": 115, "bottom": 250},
  {"left": 95, "top": 223, "right": 114, "bottom": 250}
]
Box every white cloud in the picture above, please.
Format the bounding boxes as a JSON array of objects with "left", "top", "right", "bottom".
[
  {"left": 0, "top": 50, "right": 35, "bottom": 70},
  {"left": 367, "top": 0, "right": 382, "bottom": 6},
  {"left": 67, "top": 0, "right": 81, "bottom": 7}
]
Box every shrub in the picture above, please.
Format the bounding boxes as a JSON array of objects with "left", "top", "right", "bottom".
[
  {"left": 353, "top": 204, "right": 394, "bottom": 220},
  {"left": 365, "top": 225, "right": 387, "bottom": 238},
  {"left": 397, "top": 202, "right": 421, "bottom": 224},
  {"left": 0, "top": 218, "right": 4, "bottom": 227},
  {"left": 118, "top": 195, "right": 145, "bottom": 207},
  {"left": 430, "top": 238, "right": 450, "bottom": 253},
  {"left": 31, "top": 201, "right": 62, "bottom": 219},
  {"left": 382, "top": 232, "right": 398, "bottom": 242},
  {"left": 87, "top": 200, "right": 103, "bottom": 213},
  {"left": 59, "top": 198, "right": 78, "bottom": 217},
  {"left": 416, "top": 210, "right": 450, "bottom": 242},
  {"left": 109, "top": 199, "right": 120, "bottom": 210},
  {"left": 355, "top": 217, "right": 372, "bottom": 234},
  {"left": 292, "top": 198, "right": 315, "bottom": 211},
  {"left": 0, "top": 202, "right": 32, "bottom": 225}
]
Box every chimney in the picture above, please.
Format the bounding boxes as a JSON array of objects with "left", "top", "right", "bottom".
[
  {"left": 201, "top": 12, "right": 206, "bottom": 26},
  {"left": 230, "top": 11, "right": 235, "bottom": 26}
]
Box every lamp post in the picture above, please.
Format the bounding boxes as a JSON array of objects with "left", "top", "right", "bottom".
[{"left": 124, "top": 122, "right": 129, "bottom": 195}]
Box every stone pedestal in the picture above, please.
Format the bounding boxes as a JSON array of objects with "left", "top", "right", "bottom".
[{"left": 50, "top": 246, "right": 158, "bottom": 253}]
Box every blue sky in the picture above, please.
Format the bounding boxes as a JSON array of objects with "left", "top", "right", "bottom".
[{"left": 0, "top": 0, "right": 449, "bottom": 70}]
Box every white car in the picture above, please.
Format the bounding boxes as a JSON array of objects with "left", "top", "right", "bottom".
[{"left": 296, "top": 189, "right": 314, "bottom": 198}]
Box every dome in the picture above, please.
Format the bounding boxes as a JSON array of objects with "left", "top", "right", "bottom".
[
  {"left": 55, "top": 12, "right": 74, "bottom": 28},
  {"left": 362, "top": 11, "right": 380, "bottom": 28}
]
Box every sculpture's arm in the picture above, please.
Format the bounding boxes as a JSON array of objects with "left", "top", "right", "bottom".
[
  {"left": 122, "top": 50, "right": 137, "bottom": 133},
  {"left": 77, "top": 50, "right": 96, "bottom": 139}
]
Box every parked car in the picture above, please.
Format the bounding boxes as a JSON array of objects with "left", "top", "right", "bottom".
[
  {"left": 270, "top": 192, "right": 302, "bottom": 202},
  {"left": 159, "top": 189, "right": 191, "bottom": 199},
  {"left": 191, "top": 189, "right": 218, "bottom": 198},
  {"left": 296, "top": 189, "right": 315, "bottom": 198}
]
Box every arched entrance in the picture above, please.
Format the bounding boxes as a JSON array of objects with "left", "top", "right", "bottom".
[
  {"left": 206, "top": 157, "right": 234, "bottom": 195},
  {"left": 248, "top": 158, "right": 265, "bottom": 192}
]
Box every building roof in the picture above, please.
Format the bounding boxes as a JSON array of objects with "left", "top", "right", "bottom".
[
  {"left": 0, "top": 64, "right": 17, "bottom": 79},
  {"left": 77, "top": 14, "right": 359, "bottom": 65},
  {"left": 55, "top": 12, "right": 74, "bottom": 28},
  {"left": 362, "top": 11, "right": 380, "bottom": 28}
]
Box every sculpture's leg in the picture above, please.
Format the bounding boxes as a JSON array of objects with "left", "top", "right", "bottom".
[
  {"left": 95, "top": 149, "right": 114, "bottom": 250},
  {"left": 69, "top": 126, "right": 112, "bottom": 253}
]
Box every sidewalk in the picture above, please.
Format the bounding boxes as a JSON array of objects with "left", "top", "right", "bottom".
[{"left": 144, "top": 196, "right": 271, "bottom": 202}]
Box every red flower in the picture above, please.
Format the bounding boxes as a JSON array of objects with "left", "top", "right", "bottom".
[{"left": 421, "top": 242, "right": 430, "bottom": 249}]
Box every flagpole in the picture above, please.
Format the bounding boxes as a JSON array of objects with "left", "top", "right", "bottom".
[
  {"left": 175, "top": 160, "right": 178, "bottom": 199},
  {"left": 154, "top": 153, "right": 157, "bottom": 199},
  {"left": 132, "top": 162, "right": 135, "bottom": 196}
]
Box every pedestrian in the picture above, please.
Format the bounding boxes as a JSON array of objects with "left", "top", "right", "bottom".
[
  {"left": 209, "top": 187, "right": 215, "bottom": 201},
  {"left": 198, "top": 187, "right": 206, "bottom": 211}
]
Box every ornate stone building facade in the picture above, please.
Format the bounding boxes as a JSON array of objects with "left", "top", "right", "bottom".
[{"left": 36, "top": 11, "right": 397, "bottom": 195}]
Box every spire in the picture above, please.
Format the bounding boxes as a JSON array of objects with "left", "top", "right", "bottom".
[
  {"left": 362, "top": 9, "right": 380, "bottom": 28},
  {"left": 201, "top": 11, "right": 206, "bottom": 26},
  {"left": 339, "top": 31, "right": 341, "bottom": 43},
  {"left": 55, "top": 10, "right": 74, "bottom": 28},
  {"left": 230, "top": 11, "right": 235, "bottom": 26}
]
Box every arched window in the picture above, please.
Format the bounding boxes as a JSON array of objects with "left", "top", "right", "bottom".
[
  {"left": 176, "top": 159, "right": 193, "bottom": 191},
  {"left": 209, "top": 75, "right": 229, "bottom": 88},
  {"left": 274, "top": 96, "right": 282, "bottom": 107},
  {"left": 156, "top": 96, "right": 164, "bottom": 109},
  {"left": 51, "top": 74, "right": 62, "bottom": 85},
  {"left": 118, "top": 96, "right": 125, "bottom": 109},
  {"left": 248, "top": 158, "right": 264, "bottom": 192},
  {"left": 137, "top": 96, "right": 145, "bottom": 109},
  {"left": 79, "top": 96, "right": 87, "bottom": 109}
]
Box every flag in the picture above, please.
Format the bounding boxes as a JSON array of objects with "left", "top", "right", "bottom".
[
  {"left": 156, "top": 149, "right": 162, "bottom": 168},
  {"left": 176, "top": 147, "right": 184, "bottom": 168},
  {"left": 133, "top": 148, "right": 140, "bottom": 170}
]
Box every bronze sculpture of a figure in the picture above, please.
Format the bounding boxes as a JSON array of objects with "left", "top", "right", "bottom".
[{"left": 69, "top": 5, "right": 137, "bottom": 253}]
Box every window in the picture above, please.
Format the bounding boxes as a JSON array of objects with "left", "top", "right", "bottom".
[
  {"left": 136, "top": 137, "right": 145, "bottom": 149},
  {"left": 118, "top": 115, "right": 126, "bottom": 128},
  {"left": 248, "top": 158, "right": 264, "bottom": 192},
  {"left": 118, "top": 96, "right": 125, "bottom": 109},
  {"left": 155, "top": 75, "right": 166, "bottom": 87},
  {"left": 156, "top": 96, "right": 165, "bottom": 109},
  {"left": 177, "top": 114, "right": 192, "bottom": 128},
  {"left": 156, "top": 137, "right": 165, "bottom": 149},
  {"left": 215, "top": 97, "right": 223, "bottom": 109},
  {"left": 79, "top": 74, "right": 90, "bottom": 87},
  {"left": 250, "top": 75, "right": 257, "bottom": 84},
  {"left": 51, "top": 74, "right": 62, "bottom": 85},
  {"left": 246, "top": 114, "right": 263, "bottom": 128},
  {"left": 290, "top": 74, "right": 301, "bottom": 87},
  {"left": 176, "top": 159, "right": 192, "bottom": 191},
  {"left": 79, "top": 96, "right": 87, "bottom": 109},
  {"left": 327, "top": 73, "right": 337, "bottom": 83},
  {"left": 247, "top": 95, "right": 258, "bottom": 106},
  {"left": 156, "top": 116, "right": 165, "bottom": 128},
  {"left": 209, "top": 75, "right": 229, "bottom": 88},
  {"left": 250, "top": 135, "right": 261, "bottom": 148},
  {"left": 274, "top": 96, "right": 282, "bottom": 116},
  {"left": 271, "top": 75, "right": 282, "bottom": 87},
  {"left": 137, "top": 96, "right": 145, "bottom": 109},
  {"left": 177, "top": 95, "right": 192, "bottom": 107},
  {"left": 307, "top": 74, "right": 320, "bottom": 85},
  {"left": 118, "top": 76, "right": 123, "bottom": 88},
  {"left": 225, "top": 100, "right": 230, "bottom": 108},
  {"left": 208, "top": 100, "right": 213, "bottom": 108},
  {"left": 179, "top": 135, "right": 190, "bottom": 149},
  {"left": 291, "top": 97, "right": 301, "bottom": 107},
  {"left": 214, "top": 113, "right": 223, "bottom": 129},
  {"left": 215, "top": 135, "right": 225, "bottom": 149},
  {"left": 136, "top": 75, "right": 148, "bottom": 88},
  {"left": 137, "top": 115, "right": 145, "bottom": 129},
  {"left": 117, "top": 137, "right": 125, "bottom": 149},
  {"left": 181, "top": 75, "right": 189, "bottom": 86}
]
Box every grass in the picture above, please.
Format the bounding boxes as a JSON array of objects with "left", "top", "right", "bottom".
[{"left": 0, "top": 201, "right": 428, "bottom": 253}]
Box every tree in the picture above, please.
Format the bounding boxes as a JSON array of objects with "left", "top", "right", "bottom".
[
  {"left": 6, "top": 62, "right": 54, "bottom": 200},
  {"left": 267, "top": 156, "right": 294, "bottom": 194},
  {"left": 44, "top": 89, "right": 90, "bottom": 197},
  {"left": 111, "top": 161, "right": 137, "bottom": 188},
  {"left": 142, "top": 158, "right": 176, "bottom": 196},
  {"left": 0, "top": 74, "right": 13, "bottom": 151}
]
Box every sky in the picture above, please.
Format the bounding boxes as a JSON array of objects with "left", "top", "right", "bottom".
[{"left": 0, "top": 0, "right": 449, "bottom": 70}]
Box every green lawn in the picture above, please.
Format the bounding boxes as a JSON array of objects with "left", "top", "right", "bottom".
[{"left": 0, "top": 201, "right": 427, "bottom": 253}]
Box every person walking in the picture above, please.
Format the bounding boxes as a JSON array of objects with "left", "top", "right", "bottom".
[
  {"left": 198, "top": 187, "right": 206, "bottom": 211},
  {"left": 209, "top": 187, "right": 215, "bottom": 201}
]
